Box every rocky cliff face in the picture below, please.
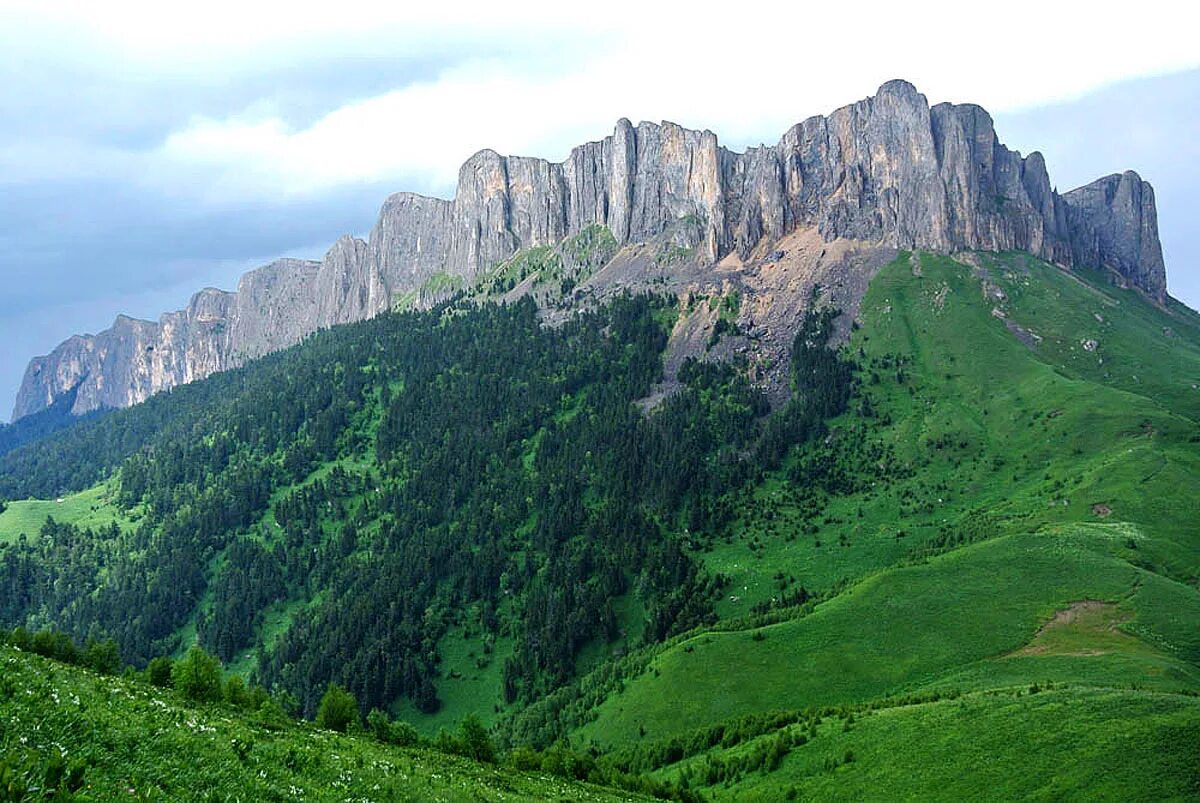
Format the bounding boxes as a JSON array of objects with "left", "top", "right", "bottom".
[{"left": 12, "top": 79, "right": 1168, "bottom": 420}]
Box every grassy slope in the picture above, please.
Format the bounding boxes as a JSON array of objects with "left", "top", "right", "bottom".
[
  {"left": 576, "top": 253, "right": 1200, "bottom": 764},
  {"left": 680, "top": 687, "right": 1200, "bottom": 801},
  {"left": 0, "top": 646, "right": 644, "bottom": 802},
  {"left": 580, "top": 527, "right": 1200, "bottom": 744},
  {"left": 0, "top": 480, "right": 135, "bottom": 545},
  {"left": 702, "top": 252, "right": 1200, "bottom": 617}
]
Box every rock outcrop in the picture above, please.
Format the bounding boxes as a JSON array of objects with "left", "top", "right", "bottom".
[{"left": 12, "top": 79, "right": 1168, "bottom": 420}]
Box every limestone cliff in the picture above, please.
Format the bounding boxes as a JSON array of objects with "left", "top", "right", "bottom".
[{"left": 12, "top": 79, "right": 1168, "bottom": 420}]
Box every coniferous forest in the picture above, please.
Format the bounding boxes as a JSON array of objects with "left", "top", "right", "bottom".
[{"left": 0, "top": 294, "right": 851, "bottom": 719}]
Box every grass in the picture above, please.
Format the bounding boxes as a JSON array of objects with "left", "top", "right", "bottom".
[
  {"left": 698, "top": 252, "right": 1200, "bottom": 616},
  {"left": 0, "top": 646, "right": 644, "bottom": 801},
  {"left": 1007, "top": 600, "right": 1143, "bottom": 657},
  {"left": 393, "top": 288, "right": 419, "bottom": 311},
  {"left": 393, "top": 622, "right": 516, "bottom": 737},
  {"left": 579, "top": 527, "right": 1200, "bottom": 745},
  {"left": 680, "top": 687, "right": 1200, "bottom": 801},
  {"left": 565, "top": 225, "right": 618, "bottom": 267},
  {"left": 971, "top": 251, "right": 1200, "bottom": 422},
  {"left": 574, "top": 251, "right": 1200, "bottom": 748},
  {"left": 420, "top": 270, "right": 465, "bottom": 296},
  {"left": 0, "top": 480, "right": 135, "bottom": 544},
  {"left": 481, "top": 246, "right": 563, "bottom": 296}
]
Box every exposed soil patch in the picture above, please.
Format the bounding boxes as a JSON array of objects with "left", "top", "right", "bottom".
[
  {"left": 1008, "top": 600, "right": 1138, "bottom": 658},
  {"left": 1092, "top": 503, "right": 1112, "bottom": 518}
]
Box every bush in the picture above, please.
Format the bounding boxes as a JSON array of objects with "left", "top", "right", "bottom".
[
  {"left": 172, "top": 645, "right": 223, "bottom": 703},
  {"left": 510, "top": 745, "right": 542, "bottom": 771},
  {"left": 364, "top": 708, "right": 420, "bottom": 747},
  {"left": 225, "top": 675, "right": 250, "bottom": 708},
  {"left": 255, "top": 697, "right": 289, "bottom": 730},
  {"left": 390, "top": 720, "right": 420, "bottom": 747},
  {"left": 366, "top": 708, "right": 391, "bottom": 741},
  {"left": 85, "top": 638, "right": 121, "bottom": 675},
  {"left": 275, "top": 689, "right": 301, "bottom": 718},
  {"left": 8, "top": 627, "right": 30, "bottom": 651},
  {"left": 459, "top": 714, "right": 496, "bottom": 764},
  {"left": 315, "top": 683, "right": 358, "bottom": 733},
  {"left": 31, "top": 630, "right": 78, "bottom": 664},
  {"left": 146, "top": 656, "right": 174, "bottom": 688}
]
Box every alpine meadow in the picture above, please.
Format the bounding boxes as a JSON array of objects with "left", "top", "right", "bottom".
[{"left": 1, "top": 74, "right": 1198, "bottom": 802}]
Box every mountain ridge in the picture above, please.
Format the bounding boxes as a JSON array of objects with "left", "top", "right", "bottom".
[{"left": 13, "top": 79, "right": 1168, "bottom": 420}]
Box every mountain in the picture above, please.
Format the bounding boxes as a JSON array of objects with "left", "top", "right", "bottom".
[
  {"left": 2, "top": 80, "right": 1196, "bottom": 799},
  {"left": 2, "top": 247, "right": 1197, "bottom": 798},
  {"left": 12, "top": 79, "right": 1166, "bottom": 421}
]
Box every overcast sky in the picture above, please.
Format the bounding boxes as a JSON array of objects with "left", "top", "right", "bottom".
[{"left": 2, "top": 1, "right": 1198, "bottom": 420}]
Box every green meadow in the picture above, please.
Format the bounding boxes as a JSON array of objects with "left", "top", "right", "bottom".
[
  {"left": 0, "top": 480, "right": 134, "bottom": 544},
  {"left": 0, "top": 646, "right": 645, "bottom": 802},
  {"left": 560, "top": 252, "right": 1200, "bottom": 793}
]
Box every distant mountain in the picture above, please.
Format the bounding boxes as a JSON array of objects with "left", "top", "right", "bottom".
[{"left": 13, "top": 79, "right": 1167, "bottom": 421}]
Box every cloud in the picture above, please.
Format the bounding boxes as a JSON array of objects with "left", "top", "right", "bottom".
[{"left": 97, "top": 1, "right": 1200, "bottom": 203}]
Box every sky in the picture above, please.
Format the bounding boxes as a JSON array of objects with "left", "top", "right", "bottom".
[{"left": 1, "top": 1, "right": 1198, "bottom": 420}]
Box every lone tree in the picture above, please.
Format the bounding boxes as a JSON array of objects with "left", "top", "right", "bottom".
[
  {"left": 459, "top": 714, "right": 496, "bottom": 764},
  {"left": 316, "top": 683, "right": 358, "bottom": 733},
  {"left": 172, "top": 645, "right": 223, "bottom": 703}
]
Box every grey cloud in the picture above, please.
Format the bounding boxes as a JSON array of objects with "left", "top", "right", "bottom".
[
  {"left": 0, "top": 26, "right": 610, "bottom": 419},
  {"left": 0, "top": 177, "right": 400, "bottom": 307}
]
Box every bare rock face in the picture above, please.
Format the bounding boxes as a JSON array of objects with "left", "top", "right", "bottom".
[
  {"left": 1062, "top": 171, "right": 1165, "bottom": 299},
  {"left": 12, "top": 79, "right": 1169, "bottom": 420}
]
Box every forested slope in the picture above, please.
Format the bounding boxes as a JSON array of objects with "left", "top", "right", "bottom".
[{"left": 0, "top": 292, "right": 851, "bottom": 723}]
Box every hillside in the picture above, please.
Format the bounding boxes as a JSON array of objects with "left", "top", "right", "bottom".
[
  {"left": 664, "top": 687, "right": 1200, "bottom": 800},
  {"left": 0, "top": 643, "right": 647, "bottom": 801},
  {"left": 526, "top": 252, "right": 1200, "bottom": 745},
  {"left": 0, "top": 242, "right": 1197, "bottom": 797}
]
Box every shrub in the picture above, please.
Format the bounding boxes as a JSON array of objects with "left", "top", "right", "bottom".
[
  {"left": 390, "top": 720, "right": 420, "bottom": 747},
  {"left": 315, "top": 683, "right": 358, "bottom": 733},
  {"left": 363, "top": 708, "right": 420, "bottom": 746},
  {"left": 225, "top": 675, "right": 250, "bottom": 708},
  {"left": 459, "top": 714, "right": 496, "bottom": 764},
  {"left": 31, "top": 630, "right": 77, "bottom": 664},
  {"left": 172, "top": 645, "right": 223, "bottom": 703},
  {"left": 510, "top": 745, "right": 542, "bottom": 771},
  {"left": 275, "top": 689, "right": 301, "bottom": 718},
  {"left": 146, "top": 656, "right": 174, "bottom": 688},
  {"left": 255, "top": 697, "right": 289, "bottom": 730},
  {"left": 366, "top": 708, "right": 391, "bottom": 741},
  {"left": 84, "top": 638, "right": 121, "bottom": 675}
]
